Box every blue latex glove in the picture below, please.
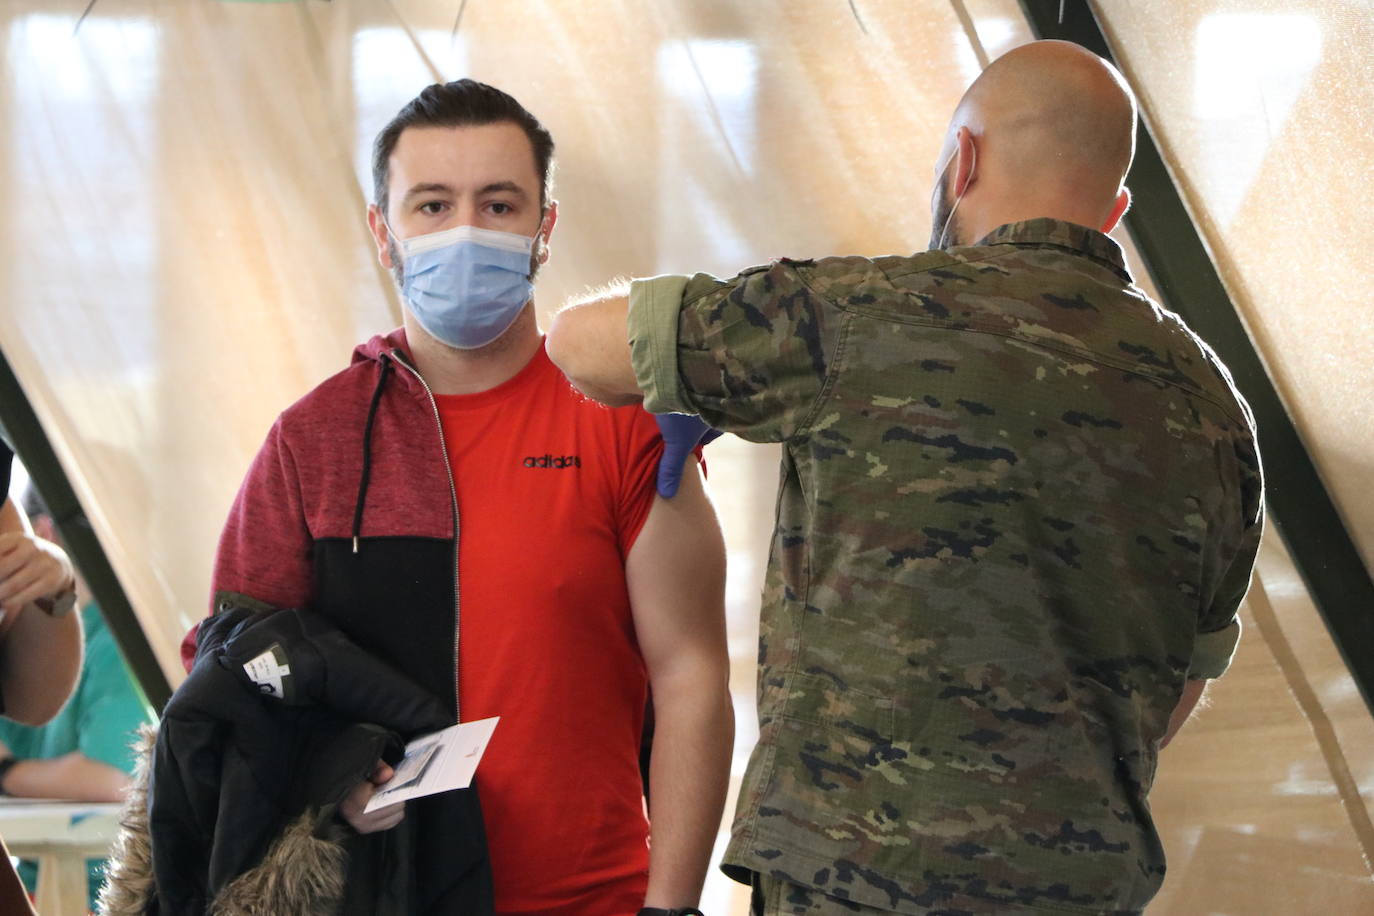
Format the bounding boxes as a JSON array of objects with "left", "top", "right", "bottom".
[{"left": 654, "top": 413, "right": 722, "bottom": 498}]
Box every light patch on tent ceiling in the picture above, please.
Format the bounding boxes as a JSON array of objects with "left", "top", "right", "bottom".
[
  {"left": 657, "top": 40, "right": 759, "bottom": 174},
  {"left": 1191, "top": 13, "right": 1322, "bottom": 228},
  {"left": 654, "top": 40, "right": 759, "bottom": 274},
  {"left": 12, "top": 12, "right": 157, "bottom": 102},
  {"left": 7, "top": 12, "right": 159, "bottom": 385},
  {"left": 350, "top": 27, "right": 467, "bottom": 197},
  {"left": 952, "top": 16, "right": 1018, "bottom": 84}
]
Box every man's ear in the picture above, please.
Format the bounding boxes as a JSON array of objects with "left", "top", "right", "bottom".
[
  {"left": 953, "top": 126, "right": 978, "bottom": 197},
  {"left": 537, "top": 200, "right": 559, "bottom": 265},
  {"left": 367, "top": 204, "right": 393, "bottom": 270},
  {"left": 1102, "top": 187, "right": 1131, "bottom": 233}
]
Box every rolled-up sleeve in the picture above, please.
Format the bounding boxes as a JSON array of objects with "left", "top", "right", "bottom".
[
  {"left": 1191, "top": 420, "right": 1264, "bottom": 680},
  {"left": 1190, "top": 618, "right": 1242, "bottom": 680},
  {"left": 628, "top": 274, "right": 693, "bottom": 416},
  {"left": 627, "top": 262, "right": 844, "bottom": 443}
]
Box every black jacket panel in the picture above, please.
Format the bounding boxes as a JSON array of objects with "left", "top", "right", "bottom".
[{"left": 312, "top": 537, "right": 458, "bottom": 718}]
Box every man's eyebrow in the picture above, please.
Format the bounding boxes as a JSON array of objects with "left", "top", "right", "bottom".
[
  {"left": 478, "top": 181, "right": 528, "bottom": 198},
  {"left": 400, "top": 181, "right": 529, "bottom": 203},
  {"left": 400, "top": 182, "right": 454, "bottom": 203}
]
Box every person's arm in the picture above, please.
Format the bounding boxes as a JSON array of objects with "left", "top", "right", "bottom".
[
  {"left": 625, "top": 459, "right": 732, "bottom": 909},
  {"left": 550, "top": 266, "right": 843, "bottom": 446},
  {"left": 1160, "top": 678, "right": 1207, "bottom": 749},
  {"left": 1165, "top": 424, "right": 1263, "bottom": 749},
  {"left": 187, "top": 416, "right": 315, "bottom": 671},
  {"left": 0, "top": 498, "right": 82, "bottom": 726},
  {"left": 10, "top": 615, "right": 153, "bottom": 802},
  {"left": 200, "top": 419, "right": 402, "bottom": 833},
  {"left": 0, "top": 742, "right": 129, "bottom": 801},
  {"left": 547, "top": 290, "right": 641, "bottom": 405}
]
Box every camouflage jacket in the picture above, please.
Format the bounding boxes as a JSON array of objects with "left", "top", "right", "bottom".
[{"left": 627, "top": 219, "right": 1264, "bottom": 915}]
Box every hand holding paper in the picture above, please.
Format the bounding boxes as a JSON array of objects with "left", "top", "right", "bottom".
[{"left": 364, "top": 716, "right": 500, "bottom": 813}]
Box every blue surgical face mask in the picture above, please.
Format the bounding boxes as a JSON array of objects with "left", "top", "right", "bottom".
[{"left": 394, "top": 223, "right": 537, "bottom": 350}]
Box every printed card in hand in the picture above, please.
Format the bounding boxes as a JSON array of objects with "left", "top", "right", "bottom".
[{"left": 364, "top": 716, "right": 499, "bottom": 812}]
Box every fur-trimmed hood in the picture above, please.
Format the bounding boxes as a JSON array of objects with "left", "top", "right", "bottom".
[{"left": 100, "top": 727, "right": 350, "bottom": 916}]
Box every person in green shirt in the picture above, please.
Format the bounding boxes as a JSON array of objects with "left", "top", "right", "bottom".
[{"left": 0, "top": 484, "right": 152, "bottom": 911}]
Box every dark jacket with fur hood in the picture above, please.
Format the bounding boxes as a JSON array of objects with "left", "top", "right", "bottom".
[{"left": 100, "top": 605, "right": 493, "bottom": 916}]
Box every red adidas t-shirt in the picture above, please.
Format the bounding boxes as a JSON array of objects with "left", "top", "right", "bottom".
[{"left": 435, "top": 342, "right": 658, "bottom": 916}]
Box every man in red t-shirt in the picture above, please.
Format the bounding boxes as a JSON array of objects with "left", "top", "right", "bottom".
[{"left": 192, "top": 81, "right": 733, "bottom": 915}]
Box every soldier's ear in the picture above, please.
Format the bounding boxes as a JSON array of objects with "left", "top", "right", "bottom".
[
  {"left": 1102, "top": 187, "right": 1131, "bottom": 233},
  {"left": 953, "top": 127, "right": 978, "bottom": 197}
]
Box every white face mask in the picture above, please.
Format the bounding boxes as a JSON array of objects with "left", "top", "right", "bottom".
[{"left": 930, "top": 140, "right": 977, "bottom": 250}]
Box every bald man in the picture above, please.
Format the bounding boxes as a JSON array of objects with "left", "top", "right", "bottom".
[{"left": 547, "top": 40, "right": 1264, "bottom": 916}]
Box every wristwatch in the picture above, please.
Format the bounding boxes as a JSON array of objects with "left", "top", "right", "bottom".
[
  {"left": 637, "top": 909, "right": 705, "bottom": 916},
  {"left": 0, "top": 755, "right": 22, "bottom": 795},
  {"left": 34, "top": 584, "right": 77, "bottom": 618}
]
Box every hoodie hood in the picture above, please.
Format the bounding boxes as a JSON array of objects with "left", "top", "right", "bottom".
[{"left": 353, "top": 327, "right": 410, "bottom": 366}]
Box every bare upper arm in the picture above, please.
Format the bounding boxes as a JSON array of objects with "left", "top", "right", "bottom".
[
  {"left": 624, "top": 459, "right": 728, "bottom": 683},
  {"left": 1161, "top": 677, "right": 1209, "bottom": 749},
  {"left": 546, "top": 294, "right": 642, "bottom": 406}
]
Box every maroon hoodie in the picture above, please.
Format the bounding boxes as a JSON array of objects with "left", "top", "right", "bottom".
[
  {"left": 183, "top": 328, "right": 498, "bottom": 912},
  {"left": 190, "top": 328, "right": 465, "bottom": 712}
]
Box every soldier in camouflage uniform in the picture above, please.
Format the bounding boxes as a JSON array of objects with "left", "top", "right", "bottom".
[{"left": 547, "top": 40, "right": 1264, "bottom": 915}]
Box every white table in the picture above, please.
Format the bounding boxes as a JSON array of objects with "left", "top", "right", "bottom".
[{"left": 0, "top": 800, "right": 121, "bottom": 916}]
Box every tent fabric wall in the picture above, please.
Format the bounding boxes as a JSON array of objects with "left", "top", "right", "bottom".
[
  {"left": 1087, "top": 2, "right": 1374, "bottom": 911},
  {"left": 0, "top": 1, "right": 1369, "bottom": 911},
  {"left": 1094, "top": 0, "right": 1374, "bottom": 574}
]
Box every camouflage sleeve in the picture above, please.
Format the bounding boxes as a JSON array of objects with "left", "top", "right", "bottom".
[
  {"left": 627, "top": 263, "right": 841, "bottom": 442},
  {"left": 628, "top": 274, "right": 693, "bottom": 415},
  {"left": 1191, "top": 426, "right": 1266, "bottom": 680}
]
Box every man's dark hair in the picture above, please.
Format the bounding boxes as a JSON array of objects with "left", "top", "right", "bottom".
[{"left": 372, "top": 79, "right": 556, "bottom": 219}]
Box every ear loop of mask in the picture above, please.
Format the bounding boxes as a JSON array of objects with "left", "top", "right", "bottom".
[
  {"left": 381, "top": 213, "right": 404, "bottom": 274},
  {"left": 379, "top": 213, "right": 406, "bottom": 286},
  {"left": 936, "top": 140, "right": 976, "bottom": 250}
]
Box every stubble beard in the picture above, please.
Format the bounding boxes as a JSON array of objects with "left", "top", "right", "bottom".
[{"left": 929, "top": 171, "right": 963, "bottom": 250}]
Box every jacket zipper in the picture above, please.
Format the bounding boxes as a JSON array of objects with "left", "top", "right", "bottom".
[{"left": 389, "top": 349, "right": 463, "bottom": 722}]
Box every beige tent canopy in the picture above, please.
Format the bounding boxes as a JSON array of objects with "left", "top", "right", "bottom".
[{"left": 1, "top": 0, "right": 1370, "bottom": 911}]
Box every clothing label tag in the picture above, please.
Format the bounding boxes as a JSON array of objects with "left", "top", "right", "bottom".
[
  {"left": 364, "top": 717, "right": 500, "bottom": 813},
  {"left": 242, "top": 644, "right": 292, "bottom": 700}
]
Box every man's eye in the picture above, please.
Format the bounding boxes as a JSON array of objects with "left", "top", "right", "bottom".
[
  {"left": 489, "top": 202, "right": 512, "bottom": 215},
  {"left": 419, "top": 201, "right": 447, "bottom": 215}
]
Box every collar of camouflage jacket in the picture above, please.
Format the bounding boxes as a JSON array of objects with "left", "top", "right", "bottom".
[{"left": 977, "top": 217, "right": 1130, "bottom": 282}]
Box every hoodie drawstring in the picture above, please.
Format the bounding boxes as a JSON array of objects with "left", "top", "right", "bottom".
[{"left": 353, "top": 355, "right": 393, "bottom": 553}]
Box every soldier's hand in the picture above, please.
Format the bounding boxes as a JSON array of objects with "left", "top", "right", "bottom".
[
  {"left": 0, "top": 532, "right": 75, "bottom": 617},
  {"left": 655, "top": 413, "right": 721, "bottom": 499},
  {"left": 339, "top": 762, "right": 405, "bottom": 834}
]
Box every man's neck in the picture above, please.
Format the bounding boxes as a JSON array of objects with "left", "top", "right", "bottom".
[{"left": 403, "top": 306, "right": 543, "bottom": 395}]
